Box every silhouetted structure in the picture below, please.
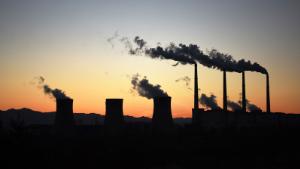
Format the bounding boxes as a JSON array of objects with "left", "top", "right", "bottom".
[
  {"left": 192, "top": 63, "right": 202, "bottom": 123},
  {"left": 266, "top": 73, "right": 271, "bottom": 113},
  {"left": 194, "top": 63, "right": 199, "bottom": 109},
  {"left": 223, "top": 71, "right": 228, "bottom": 112},
  {"left": 55, "top": 98, "right": 74, "bottom": 128},
  {"left": 152, "top": 96, "right": 173, "bottom": 130},
  {"left": 104, "top": 99, "right": 124, "bottom": 127},
  {"left": 242, "top": 71, "right": 246, "bottom": 112}
]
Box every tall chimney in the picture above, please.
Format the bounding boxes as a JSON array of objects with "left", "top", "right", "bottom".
[
  {"left": 105, "top": 99, "right": 124, "bottom": 127},
  {"left": 194, "top": 63, "right": 199, "bottom": 109},
  {"left": 242, "top": 71, "right": 247, "bottom": 112},
  {"left": 223, "top": 71, "right": 228, "bottom": 112},
  {"left": 152, "top": 96, "right": 173, "bottom": 129},
  {"left": 192, "top": 63, "right": 202, "bottom": 124},
  {"left": 266, "top": 73, "right": 271, "bottom": 113},
  {"left": 55, "top": 98, "right": 74, "bottom": 128}
]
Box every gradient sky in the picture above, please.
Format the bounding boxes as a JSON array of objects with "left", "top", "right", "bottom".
[{"left": 1, "top": 0, "right": 300, "bottom": 117}]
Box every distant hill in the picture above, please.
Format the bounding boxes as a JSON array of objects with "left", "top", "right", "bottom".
[{"left": 0, "top": 108, "right": 191, "bottom": 128}]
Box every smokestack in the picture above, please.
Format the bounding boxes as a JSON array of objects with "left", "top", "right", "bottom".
[
  {"left": 223, "top": 71, "right": 227, "bottom": 112},
  {"left": 266, "top": 73, "right": 271, "bottom": 113},
  {"left": 194, "top": 63, "right": 199, "bottom": 109},
  {"left": 242, "top": 71, "right": 246, "bottom": 112},
  {"left": 105, "top": 99, "right": 124, "bottom": 127},
  {"left": 55, "top": 98, "right": 74, "bottom": 128},
  {"left": 152, "top": 96, "right": 173, "bottom": 129}
]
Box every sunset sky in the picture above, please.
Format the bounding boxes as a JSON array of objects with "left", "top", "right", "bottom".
[{"left": 1, "top": 0, "right": 300, "bottom": 117}]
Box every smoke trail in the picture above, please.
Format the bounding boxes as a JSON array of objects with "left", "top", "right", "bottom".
[
  {"left": 237, "top": 59, "right": 268, "bottom": 74},
  {"left": 124, "top": 36, "right": 211, "bottom": 66},
  {"left": 199, "top": 93, "right": 220, "bottom": 110},
  {"left": 134, "top": 36, "right": 147, "bottom": 50},
  {"left": 208, "top": 49, "right": 241, "bottom": 72},
  {"left": 118, "top": 35, "right": 147, "bottom": 55},
  {"left": 131, "top": 74, "right": 168, "bottom": 99},
  {"left": 247, "top": 102, "right": 262, "bottom": 112},
  {"left": 128, "top": 37, "right": 225, "bottom": 70},
  {"left": 145, "top": 43, "right": 196, "bottom": 65},
  {"left": 35, "top": 76, "right": 70, "bottom": 100},
  {"left": 175, "top": 76, "right": 192, "bottom": 90},
  {"left": 238, "top": 97, "right": 262, "bottom": 112},
  {"left": 127, "top": 36, "right": 267, "bottom": 74},
  {"left": 127, "top": 36, "right": 147, "bottom": 55},
  {"left": 208, "top": 49, "right": 268, "bottom": 74},
  {"left": 119, "top": 37, "right": 134, "bottom": 54},
  {"left": 227, "top": 100, "right": 242, "bottom": 111},
  {"left": 107, "top": 31, "right": 119, "bottom": 48}
]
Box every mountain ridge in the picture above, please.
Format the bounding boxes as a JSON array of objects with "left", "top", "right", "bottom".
[{"left": 0, "top": 108, "right": 191, "bottom": 128}]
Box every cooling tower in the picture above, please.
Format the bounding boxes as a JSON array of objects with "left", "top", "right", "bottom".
[
  {"left": 242, "top": 71, "right": 247, "bottom": 112},
  {"left": 152, "top": 96, "right": 173, "bottom": 129},
  {"left": 105, "top": 99, "right": 124, "bottom": 127},
  {"left": 266, "top": 73, "right": 271, "bottom": 113},
  {"left": 223, "top": 71, "right": 228, "bottom": 112},
  {"left": 55, "top": 98, "right": 74, "bottom": 128}
]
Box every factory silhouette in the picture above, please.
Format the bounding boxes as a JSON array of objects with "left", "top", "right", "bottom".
[
  {"left": 51, "top": 37, "right": 277, "bottom": 133},
  {"left": 2, "top": 38, "right": 300, "bottom": 169},
  {"left": 21, "top": 63, "right": 298, "bottom": 169},
  {"left": 51, "top": 63, "right": 289, "bottom": 134}
]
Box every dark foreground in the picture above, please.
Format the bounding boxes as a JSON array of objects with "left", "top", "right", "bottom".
[{"left": 1, "top": 125, "right": 300, "bottom": 169}]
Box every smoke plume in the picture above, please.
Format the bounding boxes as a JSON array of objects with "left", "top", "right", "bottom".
[
  {"left": 238, "top": 97, "right": 262, "bottom": 112},
  {"left": 126, "top": 36, "right": 268, "bottom": 74},
  {"left": 237, "top": 59, "right": 268, "bottom": 74},
  {"left": 208, "top": 49, "right": 268, "bottom": 74},
  {"left": 134, "top": 36, "right": 147, "bottom": 50},
  {"left": 208, "top": 49, "right": 240, "bottom": 72},
  {"left": 227, "top": 100, "right": 242, "bottom": 111},
  {"left": 107, "top": 31, "right": 119, "bottom": 48},
  {"left": 35, "top": 76, "right": 70, "bottom": 100},
  {"left": 247, "top": 101, "right": 262, "bottom": 112},
  {"left": 199, "top": 93, "right": 221, "bottom": 110},
  {"left": 117, "top": 35, "right": 147, "bottom": 55},
  {"left": 145, "top": 44, "right": 196, "bottom": 65},
  {"left": 131, "top": 74, "right": 168, "bottom": 99},
  {"left": 119, "top": 37, "right": 134, "bottom": 53},
  {"left": 175, "top": 76, "right": 192, "bottom": 90}
]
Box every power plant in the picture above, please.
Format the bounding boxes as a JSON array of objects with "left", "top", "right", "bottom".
[
  {"left": 46, "top": 53, "right": 273, "bottom": 131},
  {"left": 104, "top": 98, "right": 124, "bottom": 127},
  {"left": 55, "top": 98, "right": 74, "bottom": 128},
  {"left": 152, "top": 96, "right": 174, "bottom": 130},
  {"left": 49, "top": 65, "right": 272, "bottom": 131}
]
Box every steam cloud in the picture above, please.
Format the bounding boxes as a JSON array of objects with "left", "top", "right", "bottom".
[
  {"left": 199, "top": 93, "right": 221, "bottom": 110},
  {"left": 238, "top": 97, "right": 262, "bottom": 112},
  {"left": 107, "top": 31, "right": 119, "bottom": 48},
  {"left": 175, "top": 76, "right": 192, "bottom": 90},
  {"left": 120, "top": 37, "right": 133, "bottom": 52},
  {"left": 227, "top": 100, "right": 242, "bottom": 111},
  {"left": 108, "top": 32, "right": 147, "bottom": 55},
  {"left": 131, "top": 74, "right": 168, "bottom": 99},
  {"left": 208, "top": 49, "right": 268, "bottom": 74},
  {"left": 125, "top": 36, "right": 267, "bottom": 74},
  {"left": 35, "top": 76, "right": 70, "bottom": 100},
  {"left": 145, "top": 44, "right": 197, "bottom": 65},
  {"left": 134, "top": 36, "right": 147, "bottom": 51},
  {"left": 247, "top": 101, "right": 262, "bottom": 112}
]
